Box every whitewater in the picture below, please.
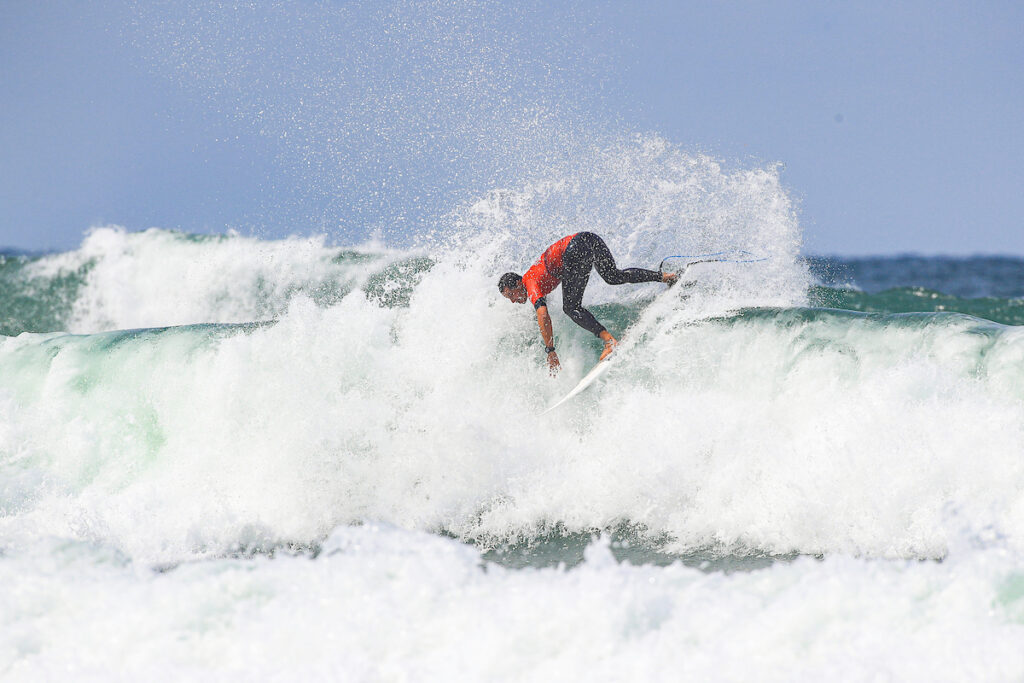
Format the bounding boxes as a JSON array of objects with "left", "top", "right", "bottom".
[{"left": 3, "top": 140, "right": 1024, "bottom": 680}]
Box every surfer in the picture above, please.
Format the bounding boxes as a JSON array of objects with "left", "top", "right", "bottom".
[{"left": 498, "top": 232, "right": 677, "bottom": 373}]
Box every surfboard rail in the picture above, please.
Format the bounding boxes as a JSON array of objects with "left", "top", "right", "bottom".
[{"left": 541, "top": 357, "right": 614, "bottom": 414}]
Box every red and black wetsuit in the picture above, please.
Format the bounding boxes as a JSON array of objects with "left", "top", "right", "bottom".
[{"left": 523, "top": 232, "right": 663, "bottom": 336}]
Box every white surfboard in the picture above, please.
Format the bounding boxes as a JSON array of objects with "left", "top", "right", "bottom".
[
  {"left": 540, "top": 258, "right": 702, "bottom": 415},
  {"left": 542, "top": 356, "right": 615, "bottom": 415}
]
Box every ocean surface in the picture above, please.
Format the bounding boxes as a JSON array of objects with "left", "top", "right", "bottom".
[{"left": 3, "top": 208, "right": 1024, "bottom": 680}]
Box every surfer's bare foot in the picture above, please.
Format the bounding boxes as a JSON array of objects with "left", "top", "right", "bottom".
[
  {"left": 662, "top": 272, "right": 679, "bottom": 286},
  {"left": 598, "top": 331, "right": 618, "bottom": 361}
]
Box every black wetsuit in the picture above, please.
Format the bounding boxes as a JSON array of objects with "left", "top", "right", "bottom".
[{"left": 557, "top": 232, "right": 663, "bottom": 336}]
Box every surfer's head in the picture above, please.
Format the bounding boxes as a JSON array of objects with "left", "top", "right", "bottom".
[{"left": 498, "top": 272, "right": 528, "bottom": 304}]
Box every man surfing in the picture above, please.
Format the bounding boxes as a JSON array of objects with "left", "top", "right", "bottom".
[{"left": 498, "top": 232, "right": 677, "bottom": 374}]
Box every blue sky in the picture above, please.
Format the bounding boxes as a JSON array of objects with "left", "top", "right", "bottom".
[{"left": 1, "top": 1, "right": 1021, "bottom": 255}]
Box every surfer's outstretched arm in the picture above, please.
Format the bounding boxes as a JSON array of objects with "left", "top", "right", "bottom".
[{"left": 535, "top": 305, "right": 560, "bottom": 375}]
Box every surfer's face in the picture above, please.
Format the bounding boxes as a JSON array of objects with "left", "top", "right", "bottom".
[{"left": 502, "top": 285, "right": 528, "bottom": 304}]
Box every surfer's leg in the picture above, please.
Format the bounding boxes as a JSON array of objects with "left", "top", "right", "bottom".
[
  {"left": 584, "top": 233, "right": 663, "bottom": 285},
  {"left": 561, "top": 260, "right": 606, "bottom": 337}
]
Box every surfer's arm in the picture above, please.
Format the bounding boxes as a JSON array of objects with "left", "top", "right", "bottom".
[{"left": 535, "top": 305, "right": 560, "bottom": 374}]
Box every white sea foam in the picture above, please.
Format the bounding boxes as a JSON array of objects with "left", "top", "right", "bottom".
[
  {"left": 2, "top": 526, "right": 1024, "bottom": 681},
  {"left": 25, "top": 226, "right": 393, "bottom": 333},
  {"left": 3, "top": 271, "right": 1024, "bottom": 563},
  {"left": 447, "top": 135, "right": 808, "bottom": 311}
]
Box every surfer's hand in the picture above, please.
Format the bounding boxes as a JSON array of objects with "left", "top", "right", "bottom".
[{"left": 547, "top": 351, "right": 560, "bottom": 375}]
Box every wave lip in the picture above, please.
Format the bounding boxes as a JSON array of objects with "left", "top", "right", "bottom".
[{"left": 3, "top": 226, "right": 402, "bottom": 335}]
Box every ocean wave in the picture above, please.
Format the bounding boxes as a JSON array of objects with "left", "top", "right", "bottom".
[
  {"left": 3, "top": 140, "right": 1021, "bottom": 567},
  {"left": 1, "top": 227, "right": 416, "bottom": 335},
  {"left": 2, "top": 136, "right": 809, "bottom": 336},
  {"left": 810, "top": 285, "right": 1024, "bottom": 326},
  {"left": 3, "top": 290, "right": 1023, "bottom": 563}
]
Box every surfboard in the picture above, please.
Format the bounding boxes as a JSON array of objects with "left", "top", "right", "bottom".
[
  {"left": 540, "top": 274, "right": 674, "bottom": 415},
  {"left": 539, "top": 252, "right": 766, "bottom": 415},
  {"left": 542, "top": 355, "right": 615, "bottom": 415}
]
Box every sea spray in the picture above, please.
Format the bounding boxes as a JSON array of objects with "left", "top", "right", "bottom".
[
  {"left": 444, "top": 135, "right": 808, "bottom": 311},
  {"left": 128, "top": 0, "right": 611, "bottom": 236},
  {"left": 3, "top": 135, "right": 809, "bottom": 334}
]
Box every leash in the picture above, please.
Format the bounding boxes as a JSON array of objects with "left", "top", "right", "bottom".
[{"left": 659, "top": 250, "right": 768, "bottom": 273}]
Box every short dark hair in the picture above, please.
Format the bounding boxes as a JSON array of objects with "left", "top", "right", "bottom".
[{"left": 498, "top": 272, "right": 522, "bottom": 292}]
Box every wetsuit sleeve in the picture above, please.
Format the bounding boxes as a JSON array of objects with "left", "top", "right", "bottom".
[{"left": 533, "top": 297, "right": 547, "bottom": 310}]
